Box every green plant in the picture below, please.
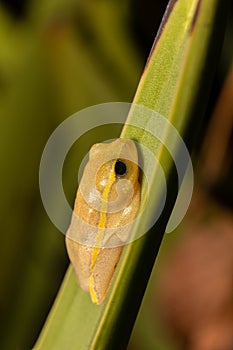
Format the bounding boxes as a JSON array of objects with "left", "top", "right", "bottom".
[{"left": 34, "top": 0, "right": 229, "bottom": 349}]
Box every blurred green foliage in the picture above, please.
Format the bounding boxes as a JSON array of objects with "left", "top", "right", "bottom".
[
  {"left": 0, "top": 0, "right": 232, "bottom": 349},
  {"left": 0, "top": 0, "right": 142, "bottom": 348}
]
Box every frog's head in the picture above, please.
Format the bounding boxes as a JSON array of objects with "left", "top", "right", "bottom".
[{"left": 89, "top": 138, "right": 139, "bottom": 193}]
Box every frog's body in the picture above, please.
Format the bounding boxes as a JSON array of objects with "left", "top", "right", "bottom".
[{"left": 66, "top": 138, "right": 140, "bottom": 304}]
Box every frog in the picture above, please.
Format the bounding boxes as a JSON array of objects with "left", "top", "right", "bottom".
[{"left": 66, "top": 138, "right": 140, "bottom": 304}]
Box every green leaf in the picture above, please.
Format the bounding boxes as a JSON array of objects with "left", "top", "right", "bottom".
[{"left": 34, "top": 0, "right": 228, "bottom": 349}]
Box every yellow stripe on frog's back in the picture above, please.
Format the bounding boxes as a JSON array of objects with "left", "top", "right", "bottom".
[{"left": 89, "top": 159, "right": 117, "bottom": 303}]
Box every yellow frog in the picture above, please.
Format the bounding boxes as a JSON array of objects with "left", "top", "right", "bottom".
[{"left": 66, "top": 138, "right": 140, "bottom": 304}]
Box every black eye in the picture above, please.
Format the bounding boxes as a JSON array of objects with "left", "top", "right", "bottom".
[{"left": 115, "top": 160, "right": 127, "bottom": 177}]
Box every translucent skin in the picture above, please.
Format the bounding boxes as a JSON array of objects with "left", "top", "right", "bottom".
[{"left": 66, "top": 139, "right": 140, "bottom": 304}]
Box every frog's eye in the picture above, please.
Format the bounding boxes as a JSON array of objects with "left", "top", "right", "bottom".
[{"left": 115, "top": 159, "right": 127, "bottom": 177}]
